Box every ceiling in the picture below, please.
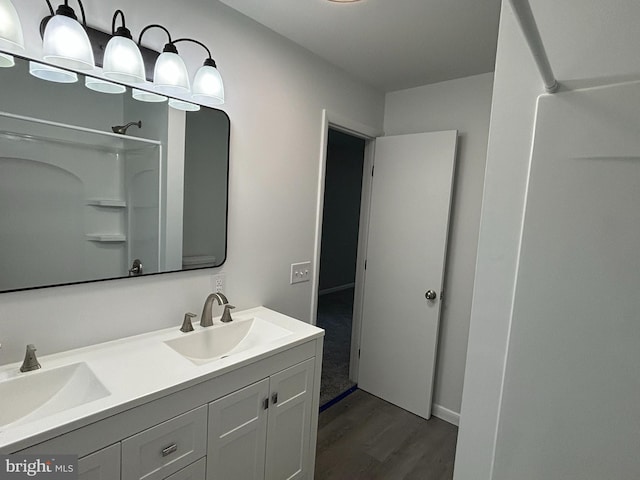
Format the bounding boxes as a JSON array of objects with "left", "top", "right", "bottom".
[{"left": 218, "top": 0, "right": 502, "bottom": 93}]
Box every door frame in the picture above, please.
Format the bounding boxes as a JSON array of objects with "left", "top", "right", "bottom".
[{"left": 311, "top": 109, "right": 383, "bottom": 383}]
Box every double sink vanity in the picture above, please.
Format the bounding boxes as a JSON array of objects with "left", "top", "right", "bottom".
[
  {"left": 0, "top": 306, "right": 324, "bottom": 480},
  {"left": 0, "top": 46, "right": 324, "bottom": 480}
]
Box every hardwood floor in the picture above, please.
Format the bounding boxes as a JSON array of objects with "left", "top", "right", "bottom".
[{"left": 315, "top": 390, "right": 458, "bottom": 480}]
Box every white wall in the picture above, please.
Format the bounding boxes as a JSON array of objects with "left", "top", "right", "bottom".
[
  {"left": 0, "top": 0, "right": 384, "bottom": 364},
  {"left": 455, "top": 0, "right": 640, "bottom": 478},
  {"left": 384, "top": 72, "right": 494, "bottom": 417}
]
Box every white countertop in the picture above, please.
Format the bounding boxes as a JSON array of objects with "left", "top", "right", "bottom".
[{"left": 0, "top": 307, "right": 324, "bottom": 452}]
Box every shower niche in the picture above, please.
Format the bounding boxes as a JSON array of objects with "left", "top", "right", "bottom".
[{"left": 0, "top": 111, "right": 162, "bottom": 291}]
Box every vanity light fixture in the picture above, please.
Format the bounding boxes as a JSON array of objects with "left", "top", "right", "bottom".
[
  {"left": 85, "top": 76, "right": 126, "bottom": 94},
  {"left": 168, "top": 98, "right": 201, "bottom": 112},
  {"left": 29, "top": 60, "right": 78, "bottom": 83},
  {"left": 138, "top": 24, "right": 190, "bottom": 97},
  {"left": 0, "top": 52, "right": 14, "bottom": 68},
  {"left": 132, "top": 88, "right": 168, "bottom": 103},
  {"left": 102, "top": 10, "right": 145, "bottom": 83},
  {"left": 0, "top": 0, "right": 24, "bottom": 56},
  {"left": 174, "top": 38, "right": 225, "bottom": 106},
  {"left": 41, "top": 0, "right": 95, "bottom": 71}
]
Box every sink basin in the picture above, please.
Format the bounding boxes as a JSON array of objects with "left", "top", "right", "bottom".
[
  {"left": 0, "top": 362, "right": 110, "bottom": 428},
  {"left": 164, "top": 317, "right": 292, "bottom": 365}
]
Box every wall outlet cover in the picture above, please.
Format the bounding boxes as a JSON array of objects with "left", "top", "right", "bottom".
[
  {"left": 211, "top": 273, "right": 226, "bottom": 293},
  {"left": 290, "top": 261, "right": 312, "bottom": 285}
]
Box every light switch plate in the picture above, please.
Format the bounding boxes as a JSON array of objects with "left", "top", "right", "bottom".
[{"left": 290, "top": 262, "right": 312, "bottom": 284}]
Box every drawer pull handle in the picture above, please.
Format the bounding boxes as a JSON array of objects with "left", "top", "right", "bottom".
[{"left": 161, "top": 444, "right": 178, "bottom": 457}]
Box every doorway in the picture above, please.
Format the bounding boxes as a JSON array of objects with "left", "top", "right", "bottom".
[{"left": 316, "top": 129, "right": 366, "bottom": 407}]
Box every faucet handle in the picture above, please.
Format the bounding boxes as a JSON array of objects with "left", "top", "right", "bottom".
[
  {"left": 180, "top": 313, "right": 197, "bottom": 332},
  {"left": 221, "top": 305, "right": 235, "bottom": 323}
]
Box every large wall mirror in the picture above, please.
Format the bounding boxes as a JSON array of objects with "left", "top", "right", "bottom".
[{"left": 0, "top": 52, "right": 230, "bottom": 293}]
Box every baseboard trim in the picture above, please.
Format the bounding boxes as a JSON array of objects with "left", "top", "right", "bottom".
[
  {"left": 432, "top": 404, "right": 460, "bottom": 426},
  {"left": 318, "top": 283, "right": 355, "bottom": 296}
]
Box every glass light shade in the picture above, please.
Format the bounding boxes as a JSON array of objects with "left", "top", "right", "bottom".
[
  {"left": 132, "top": 88, "right": 167, "bottom": 103},
  {"left": 153, "top": 52, "right": 190, "bottom": 96},
  {"left": 103, "top": 36, "right": 145, "bottom": 83},
  {"left": 0, "top": 0, "right": 24, "bottom": 53},
  {"left": 0, "top": 52, "right": 14, "bottom": 68},
  {"left": 29, "top": 61, "right": 78, "bottom": 83},
  {"left": 42, "top": 14, "right": 95, "bottom": 70},
  {"left": 168, "top": 98, "right": 200, "bottom": 112},
  {"left": 85, "top": 76, "right": 126, "bottom": 94},
  {"left": 191, "top": 64, "right": 224, "bottom": 106}
]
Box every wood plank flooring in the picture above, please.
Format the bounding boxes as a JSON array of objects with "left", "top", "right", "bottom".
[{"left": 315, "top": 390, "right": 458, "bottom": 480}]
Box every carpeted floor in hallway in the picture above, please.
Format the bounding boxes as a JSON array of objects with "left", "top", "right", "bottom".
[{"left": 316, "top": 287, "right": 357, "bottom": 406}]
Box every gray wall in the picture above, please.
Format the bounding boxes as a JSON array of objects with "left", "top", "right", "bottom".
[
  {"left": 0, "top": 0, "right": 384, "bottom": 364},
  {"left": 318, "top": 129, "right": 365, "bottom": 293}
]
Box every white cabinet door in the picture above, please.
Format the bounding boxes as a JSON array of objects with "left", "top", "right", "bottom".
[
  {"left": 207, "top": 359, "right": 316, "bottom": 480},
  {"left": 265, "top": 358, "right": 315, "bottom": 480},
  {"left": 78, "top": 444, "right": 121, "bottom": 480},
  {"left": 207, "top": 379, "right": 270, "bottom": 480}
]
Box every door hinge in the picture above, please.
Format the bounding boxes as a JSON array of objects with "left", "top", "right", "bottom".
[
  {"left": 364, "top": 260, "right": 367, "bottom": 270},
  {"left": 358, "top": 348, "right": 361, "bottom": 358},
  {"left": 371, "top": 165, "right": 375, "bottom": 176},
  {"left": 440, "top": 290, "right": 445, "bottom": 301}
]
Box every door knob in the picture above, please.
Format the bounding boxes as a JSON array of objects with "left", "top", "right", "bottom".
[{"left": 425, "top": 290, "right": 437, "bottom": 301}]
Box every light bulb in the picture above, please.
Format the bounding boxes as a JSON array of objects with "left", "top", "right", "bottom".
[
  {"left": 192, "top": 63, "right": 224, "bottom": 106},
  {"left": 168, "top": 98, "right": 200, "bottom": 112},
  {"left": 42, "top": 14, "right": 94, "bottom": 70},
  {"left": 29, "top": 61, "right": 78, "bottom": 83},
  {"left": 0, "top": 0, "right": 24, "bottom": 53},
  {"left": 103, "top": 36, "right": 145, "bottom": 83},
  {"left": 153, "top": 51, "right": 190, "bottom": 96},
  {"left": 85, "top": 76, "right": 126, "bottom": 94}
]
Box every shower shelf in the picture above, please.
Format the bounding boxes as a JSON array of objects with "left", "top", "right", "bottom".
[
  {"left": 0, "top": 110, "right": 161, "bottom": 153},
  {"left": 87, "top": 199, "right": 127, "bottom": 208},
  {"left": 86, "top": 234, "right": 127, "bottom": 243}
]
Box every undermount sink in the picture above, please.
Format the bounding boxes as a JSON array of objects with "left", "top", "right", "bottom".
[
  {"left": 164, "top": 317, "right": 292, "bottom": 366},
  {"left": 0, "top": 362, "right": 110, "bottom": 428}
]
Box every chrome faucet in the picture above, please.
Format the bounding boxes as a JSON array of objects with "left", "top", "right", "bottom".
[
  {"left": 200, "top": 292, "right": 229, "bottom": 327},
  {"left": 20, "top": 344, "right": 41, "bottom": 372}
]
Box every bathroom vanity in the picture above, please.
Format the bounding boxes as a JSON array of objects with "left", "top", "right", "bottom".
[{"left": 0, "top": 307, "right": 324, "bottom": 480}]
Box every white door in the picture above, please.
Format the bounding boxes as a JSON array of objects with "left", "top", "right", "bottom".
[
  {"left": 265, "top": 358, "right": 314, "bottom": 480},
  {"left": 358, "top": 131, "right": 457, "bottom": 419}
]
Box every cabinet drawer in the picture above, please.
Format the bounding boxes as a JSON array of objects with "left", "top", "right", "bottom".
[
  {"left": 122, "top": 405, "right": 207, "bottom": 480},
  {"left": 79, "top": 444, "right": 121, "bottom": 480},
  {"left": 164, "top": 458, "right": 206, "bottom": 480}
]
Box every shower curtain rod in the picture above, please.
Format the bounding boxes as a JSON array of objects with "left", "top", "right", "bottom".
[{"left": 508, "top": 0, "right": 559, "bottom": 93}]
